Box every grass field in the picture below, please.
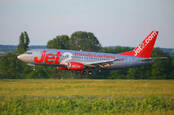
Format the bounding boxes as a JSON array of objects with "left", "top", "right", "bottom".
[{"left": 0, "top": 79, "right": 174, "bottom": 115}]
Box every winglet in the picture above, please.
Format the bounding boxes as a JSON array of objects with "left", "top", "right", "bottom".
[{"left": 119, "top": 31, "right": 159, "bottom": 58}]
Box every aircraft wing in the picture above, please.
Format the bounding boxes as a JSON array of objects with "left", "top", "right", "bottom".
[
  {"left": 141, "top": 57, "right": 167, "bottom": 62},
  {"left": 83, "top": 58, "right": 121, "bottom": 68},
  {"left": 59, "top": 56, "right": 122, "bottom": 69}
]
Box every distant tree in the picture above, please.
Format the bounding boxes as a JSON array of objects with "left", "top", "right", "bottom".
[
  {"left": 17, "top": 31, "right": 30, "bottom": 54},
  {"left": 0, "top": 52, "right": 23, "bottom": 78},
  {"left": 47, "top": 35, "right": 70, "bottom": 49},
  {"left": 100, "top": 47, "right": 114, "bottom": 53},
  {"left": 70, "top": 31, "right": 101, "bottom": 52},
  {"left": 170, "top": 58, "right": 174, "bottom": 79},
  {"left": 27, "top": 66, "right": 49, "bottom": 79},
  {"left": 114, "top": 46, "right": 132, "bottom": 54},
  {"left": 109, "top": 70, "right": 128, "bottom": 79},
  {"left": 151, "top": 48, "right": 172, "bottom": 79},
  {"left": 126, "top": 65, "right": 152, "bottom": 79},
  {"left": 101, "top": 46, "right": 133, "bottom": 54}
]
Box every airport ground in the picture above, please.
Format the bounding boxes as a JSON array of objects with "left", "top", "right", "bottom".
[{"left": 0, "top": 79, "right": 174, "bottom": 115}]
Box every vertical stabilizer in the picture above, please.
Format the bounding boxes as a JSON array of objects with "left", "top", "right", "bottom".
[{"left": 119, "top": 31, "right": 158, "bottom": 58}]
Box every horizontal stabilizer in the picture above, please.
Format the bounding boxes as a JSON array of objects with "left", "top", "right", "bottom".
[
  {"left": 152, "top": 57, "right": 168, "bottom": 60},
  {"left": 141, "top": 57, "right": 167, "bottom": 62}
]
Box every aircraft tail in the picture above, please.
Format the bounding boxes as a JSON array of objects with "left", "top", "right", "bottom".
[{"left": 119, "top": 31, "right": 159, "bottom": 58}]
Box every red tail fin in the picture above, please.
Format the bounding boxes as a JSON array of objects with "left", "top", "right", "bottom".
[{"left": 119, "top": 31, "right": 158, "bottom": 58}]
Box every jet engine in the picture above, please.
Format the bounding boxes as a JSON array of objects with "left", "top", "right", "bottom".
[{"left": 67, "top": 62, "right": 84, "bottom": 71}]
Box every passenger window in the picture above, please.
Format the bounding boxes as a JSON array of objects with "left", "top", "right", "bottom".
[{"left": 26, "top": 52, "right": 32, "bottom": 54}]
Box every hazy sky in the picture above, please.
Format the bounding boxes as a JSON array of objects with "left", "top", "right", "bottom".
[{"left": 0, "top": 0, "right": 174, "bottom": 48}]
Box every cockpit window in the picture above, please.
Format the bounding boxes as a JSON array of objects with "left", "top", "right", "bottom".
[{"left": 26, "top": 52, "right": 32, "bottom": 54}]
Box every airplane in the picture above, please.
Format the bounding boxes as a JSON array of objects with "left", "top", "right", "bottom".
[{"left": 17, "top": 31, "right": 159, "bottom": 75}]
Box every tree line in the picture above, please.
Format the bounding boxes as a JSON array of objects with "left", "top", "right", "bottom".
[{"left": 0, "top": 31, "right": 174, "bottom": 79}]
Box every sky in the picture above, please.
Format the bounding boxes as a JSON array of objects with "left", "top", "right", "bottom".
[{"left": 0, "top": 0, "right": 174, "bottom": 48}]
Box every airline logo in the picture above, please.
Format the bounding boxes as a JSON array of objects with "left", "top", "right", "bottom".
[
  {"left": 60, "top": 52, "right": 73, "bottom": 64},
  {"left": 134, "top": 43, "right": 145, "bottom": 56},
  {"left": 34, "top": 51, "right": 61, "bottom": 64},
  {"left": 134, "top": 31, "right": 158, "bottom": 56}
]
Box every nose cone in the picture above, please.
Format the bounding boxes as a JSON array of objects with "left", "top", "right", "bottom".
[
  {"left": 17, "top": 55, "right": 22, "bottom": 60},
  {"left": 17, "top": 54, "right": 24, "bottom": 61},
  {"left": 17, "top": 54, "right": 29, "bottom": 62},
  {"left": 17, "top": 54, "right": 32, "bottom": 63}
]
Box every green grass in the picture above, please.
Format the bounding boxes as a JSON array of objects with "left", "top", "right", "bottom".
[{"left": 0, "top": 79, "right": 174, "bottom": 115}]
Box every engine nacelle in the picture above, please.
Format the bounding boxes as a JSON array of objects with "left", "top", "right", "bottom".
[
  {"left": 58, "top": 66, "right": 68, "bottom": 70},
  {"left": 68, "top": 62, "right": 84, "bottom": 71}
]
